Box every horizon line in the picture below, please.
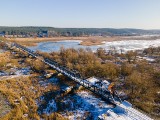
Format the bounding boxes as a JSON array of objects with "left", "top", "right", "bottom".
[{"left": 0, "top": 26, "right": 160, "bottom": 30}]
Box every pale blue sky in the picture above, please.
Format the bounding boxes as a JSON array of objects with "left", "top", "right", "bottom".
[{"left": 0, "top": 0, "right": 160, "bottom": 29}]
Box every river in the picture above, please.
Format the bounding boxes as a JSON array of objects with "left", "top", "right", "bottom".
[{"left": 29, "top": 39, "right": 160, "bottom": 53}]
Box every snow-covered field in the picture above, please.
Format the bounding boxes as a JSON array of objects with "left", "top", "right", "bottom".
[
  {"left": 60, "top": 91, "right": 114, "bottom": 120},
  {"left": 37, "top": 76, "right": 114, "bottom": 119},
  {"left": 0, "top": 67, "right": 31, "bottom": 80},
  {"left": 36, "top": 75, "right": 153, "bottom": 120},
  {"left": 38, "top": 89, "right": 152, "bottom": 120},
  {"left": 102, "top": 39, "right": 160, "bottom": 52}
]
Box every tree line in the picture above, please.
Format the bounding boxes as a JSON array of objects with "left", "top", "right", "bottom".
[{"left": 1, "top": 26, "right": 160, "bottom": 37}]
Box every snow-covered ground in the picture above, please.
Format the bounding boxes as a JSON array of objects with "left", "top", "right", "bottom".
[
  {"left": 137, "top": 56, "right": 156, "bottom": 62},
  {"left": 36, "top": 76, "right": 153, "bottom": 120},
  {"left": 37, "top": 77, "right": 115, "bottom": 119},
  {"left": 60, "top": 91, "right": 152, "bottom": 120},
  {"left": 14, "top": 67, "right": 31, "bottom": 75},
  {"left": 0, "top": 71, "right": 8, "bottom": 76},
  {"left": 142, "top": 57, "right": 155, "bottom": 62},
  {"left": 0, "top": 67, "right": 31, "bottom": 80},
  {"left": 43, "top": 99, "right": 57, "bottom": 115},
  {"left": 60, "top": 91, "right": 114, "bottom": 120},
  {"left": 102, "top": 39, "right": 160, "bottom": 52}
]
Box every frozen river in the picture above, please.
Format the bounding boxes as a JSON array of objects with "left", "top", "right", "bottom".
[{"left": 29, "top": 39, "right": 160, "bottom": 53}]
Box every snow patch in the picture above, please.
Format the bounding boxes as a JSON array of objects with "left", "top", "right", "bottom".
[
  {"left": 14, "top": 67, "right": 31, "bottom": 75},
  {"left": 103, "top": 39, "right": 160, "bottom": 52},
  {"left": 87, "top": 77, "right": 99, "bottom": 84},
  {"left": 0, "top": 71, "right": 8, "bottom": 76},
  {"left": 61, "top": 91, "right": 113, "bottom": 120}
]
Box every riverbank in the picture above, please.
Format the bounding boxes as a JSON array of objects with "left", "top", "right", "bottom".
[
  {"left": 6, "top": 35, "right": 160, "bottom": 47},
  {"left": 6, "top": 36, "right": 124, "bottom": 46}
]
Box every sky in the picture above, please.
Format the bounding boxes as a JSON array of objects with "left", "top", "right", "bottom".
[{"left": 0, "top": 0, "right": 160, "bottom": 29}]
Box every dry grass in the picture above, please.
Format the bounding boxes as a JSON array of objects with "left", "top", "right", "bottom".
[
  {"left": 0, "top": 75, "right": 59, "bottom": 120},
  {"left": 0, "top": 52, "right": 10, "bottom": 67},
  {"left": 0, "top": 52, "right": 21, "bottom": 69},
  {"left": 0, "top": 49, "right": 66, "bottom": 120}
]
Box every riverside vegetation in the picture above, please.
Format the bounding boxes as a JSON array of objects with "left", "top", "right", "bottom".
[
  {"left": 39, "top": 46, "right": 160, "bottom": 118},
  {"left": 0, "top": 38, "right": 160, "bottom": 119},
  {"left": 0, "top": 40, "right": 67, "bottom": 120}
]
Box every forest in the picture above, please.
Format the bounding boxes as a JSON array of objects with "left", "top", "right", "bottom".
[{"left": 1, "top": 26, "right": 160, "bottom": 37}]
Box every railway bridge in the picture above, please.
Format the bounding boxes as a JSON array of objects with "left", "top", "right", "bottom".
[
  {"left": 11, "top": 42, "right": 122, "bottom": 104},
  {"left": 10, "top": 42, "right": 152, "bottom": 120}
]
